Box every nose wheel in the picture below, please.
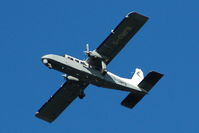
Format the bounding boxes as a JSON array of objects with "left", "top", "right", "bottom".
[{"left": 42, "top": 59, "right": 52, "bottom": 69}]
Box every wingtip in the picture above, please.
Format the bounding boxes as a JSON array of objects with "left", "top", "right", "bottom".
[
  {"left": 126, "top": 11, "right": 136, "bottom": 18},
  {"left": 35, "top": 112, "right": 54, "bottom": 123},
  {"left": 126, "top": 12, "right": 149, "bottom": 20}
]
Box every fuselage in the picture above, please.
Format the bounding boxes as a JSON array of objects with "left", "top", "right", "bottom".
[{"left": 42, "top": 54, "right": 142, "bottom": 93}]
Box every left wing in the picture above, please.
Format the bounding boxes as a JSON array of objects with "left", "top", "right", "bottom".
[
  {"left": 87, "top": 12, "right": 148, "bottom": 67},
  {"left": 35, "top": 80, "right": 89, "bottom": 123}
]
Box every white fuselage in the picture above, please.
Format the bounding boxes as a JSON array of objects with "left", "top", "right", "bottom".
[{"left": 42, "top": 54, "right": 142, "bottom": 93}]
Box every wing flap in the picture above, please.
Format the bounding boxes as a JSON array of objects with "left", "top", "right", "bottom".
[{"left": 35, "top": 80, "right": 89, "bottom": 123}]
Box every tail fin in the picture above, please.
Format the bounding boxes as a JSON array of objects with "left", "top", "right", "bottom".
[
  {"left": 121, "top": 71, "right": 163, "bottom": 109},
  {"left": 131, "top": 68, "right": 144, "bottom": 86}
]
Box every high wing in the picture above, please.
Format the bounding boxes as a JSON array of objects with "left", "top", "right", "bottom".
[
  {"left": 87, "top": 12, "right": 148, "bottom": 68},
  {"left": 35, "top": 80, "right": 89, "bottom": 123}
]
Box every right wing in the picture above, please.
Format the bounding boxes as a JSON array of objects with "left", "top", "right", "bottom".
[
  {"left": 35, "top": 80, "right": 89, "bottom": 123},
  {"left": 87, "top": 12, "right": 148, "bottom": 68}
]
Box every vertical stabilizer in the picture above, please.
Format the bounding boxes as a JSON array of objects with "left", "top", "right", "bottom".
[{"left": 131, "top": 68, "right": 144, "bottom": 86}]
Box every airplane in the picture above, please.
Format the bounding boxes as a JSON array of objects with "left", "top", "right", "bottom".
[{"left": 35, "top": 12, "right": 163, "bottom": 123}]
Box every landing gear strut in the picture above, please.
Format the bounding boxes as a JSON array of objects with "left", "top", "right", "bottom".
[
  {"left": 79, "top": 90, "right": 85, "bottom": 99},
  {"left": 101, "top": 60, "right": 107, "bottom": 75}
]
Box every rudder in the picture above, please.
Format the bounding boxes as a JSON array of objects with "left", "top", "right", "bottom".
[{"left": 131, "top": 68, "right": 144, "bottom": 86}]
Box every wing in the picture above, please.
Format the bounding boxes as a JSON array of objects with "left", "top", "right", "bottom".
[
  {"left": 88, "top": 12, "right": 148, "bottom": 66},
  {"left": 35, "top": 80, "right": 89, "bottom": 123}
]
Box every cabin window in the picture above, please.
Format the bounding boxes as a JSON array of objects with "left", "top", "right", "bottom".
[
  {"left": 81, "top": 62, "right": 86, "bottom": 65},
  {"left": 75, "top": 59, "right": 79, "bottom": 63},
  {"left": 68, "top": 57, "right": 74, "bottom": 61}
]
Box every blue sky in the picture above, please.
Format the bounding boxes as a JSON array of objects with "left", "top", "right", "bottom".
[{"left": 0, "top": 0, "right": 198, "bottom": 132}]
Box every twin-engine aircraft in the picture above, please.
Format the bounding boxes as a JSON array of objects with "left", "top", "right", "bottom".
[{"left": 36, "top": 12, "right": 163, "bottom": 123}]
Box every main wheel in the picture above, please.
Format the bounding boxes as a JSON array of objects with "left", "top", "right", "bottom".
[{"left": 79, "top": 91, "right": 85, "bottom": 99}]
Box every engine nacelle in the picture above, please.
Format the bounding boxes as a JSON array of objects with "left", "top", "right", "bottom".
[{"left": 62, "top": 74, "right": 79, "bottom": 82}]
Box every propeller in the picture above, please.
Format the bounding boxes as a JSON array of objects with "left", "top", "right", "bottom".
[
  {"left": 53, "top": 74, "right": 65, "bottom": 88},
  {"left": 83, "top": 43, "right": 100, "bottom": 59},
  {"left": 62, "top": 74, "right": 67, "bottom": 80},
  {"left": 84, "top": 43, "right": 91, "bottom": 57},
  {"left": 61, "top": 74, "right": 67, "bottom": 86},
  {"left": 86, "top": 43, "right": 89, "bottom": 54}
]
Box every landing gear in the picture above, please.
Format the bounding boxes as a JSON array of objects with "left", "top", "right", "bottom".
[
  {"left": 79, "top": 90, "right": 85, "bottom": 99},
  {"left": 42, "top": 59, "right": 52, "bottom": 69},
  {"left": 101, "top": 69, "right": 107, "bottom": 75},
  {"left": 101, "top": 60, "right": 107, "bottom": 75}
]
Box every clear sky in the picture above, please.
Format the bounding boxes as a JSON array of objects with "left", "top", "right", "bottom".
[{"left": 0, "top": 0, "right": 198, "bottom": 132}]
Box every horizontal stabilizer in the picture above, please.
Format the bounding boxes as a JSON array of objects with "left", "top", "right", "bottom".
[
  {"left": 121, "top": 92, "right": 145, "bottom": 108},
  {"left": 138, "top": 71, "right": 163, "bottom": 92},
  {"left": 121, "top": 71, "right": 163, "bottom": 109}
]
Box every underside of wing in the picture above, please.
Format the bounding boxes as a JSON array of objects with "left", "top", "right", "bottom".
[
  {"left": 35, "top": 80, "right": 89, "bottom": 123},
  {"left": 87, "top": 12, "right": 148, "bottom": 68}
]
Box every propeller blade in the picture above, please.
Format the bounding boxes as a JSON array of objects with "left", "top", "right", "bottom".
[{"left": 86, "top": 44, "right": 89, "bottom": 54}]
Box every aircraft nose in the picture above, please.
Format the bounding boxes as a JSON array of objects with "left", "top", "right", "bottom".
[
  {"left": 41, "top": 55, "right": 49, "bottom": 64},
  {"left": 41, "top": 55, "right": 49, "bottom": 60},
  {"left": 42, "top": 58, "right": 48, "bottom": 64},
  {"left": 41, "top": 55, "right": 53, "bottom": 69}
]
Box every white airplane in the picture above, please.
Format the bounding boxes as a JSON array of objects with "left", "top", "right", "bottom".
[{"left": 36, "top": 12, "right": 163, "bottom": 123}]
